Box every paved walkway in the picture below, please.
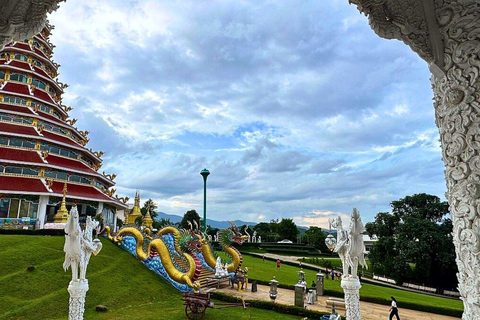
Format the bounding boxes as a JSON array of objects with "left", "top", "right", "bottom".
[
  {"left": 250, "top": 253, "right": 458, "bottom": 299},
  {"left": 215, "top": 283, "right": 460, "bottom": 320}
]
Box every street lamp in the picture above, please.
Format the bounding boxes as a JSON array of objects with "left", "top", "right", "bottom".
[{"left": 200, "top": 168, "right": 210, "bottom": 233}]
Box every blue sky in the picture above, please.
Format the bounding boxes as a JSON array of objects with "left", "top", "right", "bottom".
[{"left": 48, "top": 0, "right": 446, "bottom": 226}]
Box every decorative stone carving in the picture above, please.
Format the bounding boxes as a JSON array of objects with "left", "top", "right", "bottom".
[
  {"left": 63, "top": 207, "right": 102, "bottom": 320},
  {"left": 349, "top": 1, "right": 480, "bottom": 318},
  {"left": 341, "top": 278, "right": 362, "bottom": 320},
  {"left": 0, "top": 1, "right": 65, "bottom": 49},
  {"left": 329, "top": 209, "right": 367, "bottom": 320}
]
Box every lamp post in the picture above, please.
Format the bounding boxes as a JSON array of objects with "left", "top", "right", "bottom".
[{"left": 200, "top": 168, "right": 210, "bottom": 233}]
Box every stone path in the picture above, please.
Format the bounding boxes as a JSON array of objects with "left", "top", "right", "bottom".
[
  {"left": 251, "top": 253, "right": 458, "bottom": 299},
  {"left": 215, "top": 283, "right": 460, "bottom": 320}
]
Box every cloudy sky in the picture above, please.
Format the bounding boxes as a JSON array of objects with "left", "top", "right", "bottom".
[{"left": 48, "top": 0, "right": 446, "bottom": 227}]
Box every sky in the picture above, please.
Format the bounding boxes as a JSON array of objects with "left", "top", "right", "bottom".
[{"left": 47, "top": 0, "right": 446, "bottom": 227}]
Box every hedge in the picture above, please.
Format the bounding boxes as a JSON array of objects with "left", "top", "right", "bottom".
[{"left": 0, "top": 229, "right": 64, "bottom": 236}]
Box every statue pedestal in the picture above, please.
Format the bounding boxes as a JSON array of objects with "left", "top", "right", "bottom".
[
  {"left": 341, "top": 277, "right": 361, "bottom": 320},
  {"left": 67, "top": 280, "right": 89, "bottom": 320}
]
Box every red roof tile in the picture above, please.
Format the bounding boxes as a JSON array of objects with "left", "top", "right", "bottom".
[
  {"left": 1, "top": 82, "right": 30, "bottom": 96},
  {"left": 0, "top": 104, "right": 35, "bottom": 115},
  {"left": 7, "top": 60, "right": 32, "bottom": 71},
  {"left": 32, "top": 88, "right": 54, "bottom": 104},
  {"left": 33, "top": 47, "right": 48, "bottom": 59},
  {"left": 46, "top": 155, "right": 97, "bottom": 175},
  {"left": 41, "top": 131, "right": 82, "bottom": 147},
  {"left": 36, "top": 110, "right": 65, "bottom": 124},
  {"left": 0, "top": 122, "right": 38, "bottom": 136},
  {"left": 0, "top": 147, "right": 43, "bottom": 164},
  {"left": 0, "top": 176, "right": 47, "bottom": 193},
  {"left": 13, "top": 43, "right": 31, "bottom": 51},
  {"left": 32, "top": 66, "right": 50, "bottom": 78},
  {"left": 51, "top": 181, "right": 112, "bottom": 202}
]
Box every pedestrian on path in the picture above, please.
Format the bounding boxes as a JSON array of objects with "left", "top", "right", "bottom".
[
  {"left": 331, "top": 269, "right": 335, "bottom": 280},
  {"left": 262, "top": 255, "right": 265, "bottom": 263},
  {"left": 276, "top": 258, "right": 281, "bottom": 270},
  {"left": 389, "top": 296, "right": 400, "bottom": 320}
]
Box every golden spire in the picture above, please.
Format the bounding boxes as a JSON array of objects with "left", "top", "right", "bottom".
[
  {"left": 53, "top": 183, "right": 69, "bottom": 223},
  {"left": 126, "top": 191, "right": 142, "bottom": 225},
  {"left": 142, "top": 205, "right": 153, "bottom": 228}
]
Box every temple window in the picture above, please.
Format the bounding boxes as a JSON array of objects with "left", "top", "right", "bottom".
[
  {"left": 0, "top": 197, "right": 39, "bottom": 219},
  {"left": 0, "top": 71, "right": 5, "bottom": 79},
  {"left": 3, "top": 165, "right": 39, "bottom": 176},
  {"left": 9, "top": 73, "right": 28, "bottom": 83},
  {"left": 0, "top": 136, "right": 36, "bottom": 148},
  {"left": 33, "top": 41, "right": 41, "bottom": 49},
  {"left": 13, "top": 53, "right": 28, "bottom": 62},
  {"left": 32, "top": 60, "right": 42, "bottom": 67},
  {"left": 4, "top": 95, "right": 28, "bottom": 105},
  {"left": 40, "top": 142, "right": 79, "bottom": 159},
  {"left": 31, "top": 78, "right": 47, "bottom": 90}
]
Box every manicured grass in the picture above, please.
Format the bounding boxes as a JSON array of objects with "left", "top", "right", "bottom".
[
  {"left": 238, "top": 253, "right": 464, "bottom": 315},
  {"left": 0, "top": 235, "right": 304, "bottom": 320}
]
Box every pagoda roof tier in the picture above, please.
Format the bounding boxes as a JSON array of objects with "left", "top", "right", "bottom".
[
  {"left": 0, "top": 107, "right": 86, "bottom": 144},
  {"left": 0, "top": 146, "right": 43, "bottom": 164},
  {"left": 1, "top": 62, "right": 63, "bottom": 93},
  {"left": 0, "top": 175, "right": 47, "bottom": 193},
  {"left": 31, "top": 88, "right": 55, "bottom": 104},
  {"left": 5, "top": 60, "right": 33, "bottom": 71},
  {"left": 0, "top": 147, "right": 114, "bottom": 186},
  {"left": 9, "top": 42, "right": 30, "bottom": 52},
  {"left": 41, "top": 130, "right": 83, "bottom": 148},
  {"left": 0, "top": 85, "right": 67, "bottom": 119},
  {"left": 0, "top": 122, "right": 39, "bottom": 136},
  {"left": 4, "top": 43, "right": 57, "bottom": 71},
  {"left": 2, "top": 82, "right": 30, "bottom": 96},
  {"left": 32, "top": 66, "right": 50, "bottom": 79},
  {"left": 0, "top": 127, "right": 102, "bottom": 165},
  {"left": 46, "top": 154, "right": 99, "bottom": 176},
  {"left": 0, "top": 103, "right": 35, "bottom": 115},
  {"left": 50, "top": 181, "right": 128, "bottom": 208},
  {"left": 0, "top": 176, "right": 127, "bottom": 209}
]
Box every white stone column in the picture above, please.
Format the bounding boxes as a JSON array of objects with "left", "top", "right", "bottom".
[
  {"left": 37, "top": 195, "right": 49, "bottom": 229},
  {"left": 341, "top": 278, "right": 362, "bottom": 320},
  {"left": 348, "top": 1, "right": 480, "bottom": 318},
  {"left": 67, "top": 280, "right": 89, "bottom": 320}
]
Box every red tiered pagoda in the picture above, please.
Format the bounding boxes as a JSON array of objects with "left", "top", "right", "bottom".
[{"left": 0, "top": 25, "right": 128, "bottom": 230}]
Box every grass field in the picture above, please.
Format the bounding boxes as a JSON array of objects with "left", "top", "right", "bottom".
[
  {"left": 0, "top": 235, "right": 304, "bottom": 320},
  {"left": 237, "top": 254, "right": 463, "bottom": 314}
]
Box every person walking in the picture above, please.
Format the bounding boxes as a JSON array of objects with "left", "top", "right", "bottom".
[
  {"left": 262, "top": 255, "right": 265, "bottom": 263},
  {"left": 276, "top": 258, "right": 281, "bottom": 270},
  {"left": 389, "top": 296, "right": 400, "bottom": 320},
  {"left": 331, "top": 269, "right": 335, "bottom": 280}
]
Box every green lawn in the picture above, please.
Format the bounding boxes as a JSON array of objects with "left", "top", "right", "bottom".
[
  {"left": 0, "top": 235, "right": 303, "bottom": 320},
  {"left": 238, "top": 253, "right": 463, "bottom": 315}
]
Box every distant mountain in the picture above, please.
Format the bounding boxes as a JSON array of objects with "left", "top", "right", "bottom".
[{"left": 155, "top": 212, "right": 257, "bottom": 229}]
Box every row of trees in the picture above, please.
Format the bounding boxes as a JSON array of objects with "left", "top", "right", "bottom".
[{"left": 366, "top": 193, "right": 457, "bottom": 290}]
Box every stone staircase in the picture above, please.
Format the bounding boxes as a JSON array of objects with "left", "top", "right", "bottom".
[{"left": 197, "top": 269, "right": 216, "bottom": 289}]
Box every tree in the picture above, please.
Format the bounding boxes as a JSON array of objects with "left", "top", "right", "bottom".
[
  {"left": 253, "top": 222, "right": 272, "bottom": 240},
  {"left": 277, "top": 218, "right": 299, "bottom": 241},
  {"left": 180, "top": 210, "right": 201, "bottom": 230},
  {"left": 305, "top": 226, "right": 328, "bottom": 252},
  {"left": 153, "top": 218, "right": 171, "bottom": 230},
  {"left": 141, "top": 199, "right": 158, "bottom": 220},
  {"left": 366, "top": 193, "right": 457, "bottom": 289}
]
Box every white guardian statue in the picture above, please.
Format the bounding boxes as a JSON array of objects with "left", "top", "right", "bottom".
[
  {"left": 63, "top": 206, "right": 102, "bottom": 320},
  {"left": 329, "top": 208, "right": 367, "bottom": 320}
]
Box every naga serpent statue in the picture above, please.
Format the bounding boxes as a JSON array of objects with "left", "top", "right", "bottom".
[
  {"left": 102, "top": 226, "right": 204, "bottom": 291},
  {"left": 199, "top": 221, "right": 247, "bottom": 273}
]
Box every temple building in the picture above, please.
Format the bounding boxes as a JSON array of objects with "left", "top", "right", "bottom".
[{"left": 0, "top": 25, "right": 128, "bottom": 230}]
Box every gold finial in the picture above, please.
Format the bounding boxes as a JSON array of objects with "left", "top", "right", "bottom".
[
  {"left": 53, "top": 183, "right": 69, "bottom": 223},
  {"left": 126, "top": 191, "right": 142, "bottom": 225},
  {"left": 142, "top": 204, "right": 153, "bottom": 228}
]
